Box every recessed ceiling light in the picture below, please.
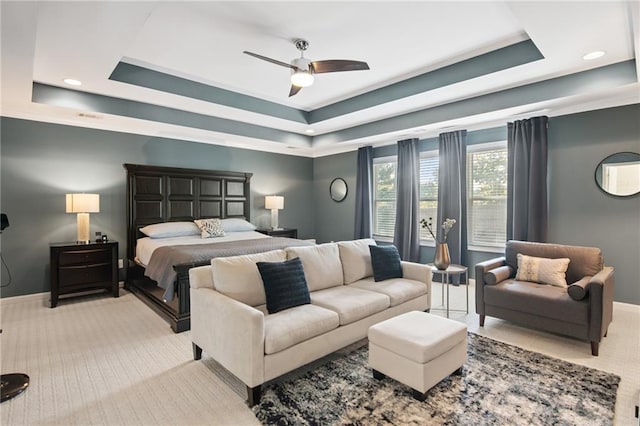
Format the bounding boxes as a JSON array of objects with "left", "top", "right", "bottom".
[
  {"left": 583, "top": 51, "right": 605, "bottom": 60},
  {"left": 63, "top": 78, "right": 82, "bottom": 86},
  {"left": 305, "top": 129, "right": 315, "bottom": 134}
]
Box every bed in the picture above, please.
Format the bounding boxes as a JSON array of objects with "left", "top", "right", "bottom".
[{"left": 124, "top": 163, "right": 311, "bottom": 332}]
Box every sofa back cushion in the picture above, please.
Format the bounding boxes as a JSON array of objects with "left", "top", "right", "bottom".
[
  {"left": 338, "top": 239, "right": 377, "bottom": 284},
  {"left": 211, "top": 249, "right": 287, "bottom": 306},
  {"left": 505, "top": 240, "right": 603, "bottom": 284},
  {"left": 286, "top": 243, "right": 343, "bottom": 291}
]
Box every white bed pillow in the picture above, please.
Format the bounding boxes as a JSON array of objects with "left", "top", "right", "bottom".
[
  {"left": 139, "top": 221, "right": 200, "bottom": 239},
  {"left": 220, "top": 218, "right": 257, "bottom": 232},
  {"left": 212, "top": 250, "right": 287, "bottom": 306}
]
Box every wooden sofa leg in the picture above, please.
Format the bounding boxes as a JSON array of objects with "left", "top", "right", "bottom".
[
  {"left": 479, "top": 315, "right": 485, "bottom": 326},
  {"left": 591, "top": 341, "right": 599, "bottom": 356},
  {"left": 192, "top": 343, "right": 202, "bottom": 360},
  {"left": 247, "top": 385, "right": 262, "bottom": 407},
  {"left": 604, "top": 328, "right": 608, "bottom": 337}
]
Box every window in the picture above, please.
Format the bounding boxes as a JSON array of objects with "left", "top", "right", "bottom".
[
  {"left": 418, "top": 153, "right": 438, "bottom": 242},
  {"left": 373, "top": 158, "right": 396, "bottom": 238},
  {"left": 373, "top": 153, "right": 439, "bottom": 241},
  {"left": 467, "top": 143, "right": 508, "bottom": 248}
]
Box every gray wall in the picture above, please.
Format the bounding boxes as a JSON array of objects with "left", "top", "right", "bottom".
[
  {"left": 313, "top": 151, "right": 357, "bottom": 243},
  {"left": 547, "top": 104, "right": 639, "bottom": 304},
  {"left": 312, "top": 104, "right": 640, "bottom": 304},
  {"left": 0, "top": 118, "right": 314, "bottom": 297}
]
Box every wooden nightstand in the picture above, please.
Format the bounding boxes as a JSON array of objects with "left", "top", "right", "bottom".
[
  {"left": 50, "top": 241, "right": 119, "bottom": 307},
  {"left": 256, "top": 228, "right": 298, "bottom": 239}
]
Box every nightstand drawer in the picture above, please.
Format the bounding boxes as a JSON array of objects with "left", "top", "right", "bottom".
[
  {"left": 59, "top": 263, "right": 112, "bottom": 287},
  {"left": 59, "top": 248, "right": 111, "bottom": 266}
]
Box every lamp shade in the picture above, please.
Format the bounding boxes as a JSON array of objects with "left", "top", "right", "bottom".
[
  {"left": 66, "top": 193, "right": 99, "bottom": 213},
  {"left": 265, "top": 195, "right": 284, "bottom": 210}
]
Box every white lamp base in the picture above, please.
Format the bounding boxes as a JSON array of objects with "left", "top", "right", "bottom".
[
  {"left": 77, "top": 213, "right": 91, "bottom": 243},
  {"left": 270, "top": 209, "right": 282, "bottom": 230}
]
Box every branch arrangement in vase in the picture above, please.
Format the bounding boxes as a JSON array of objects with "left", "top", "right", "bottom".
[{"left": 420, "top": 217, "right": 457, "bottom": 243}]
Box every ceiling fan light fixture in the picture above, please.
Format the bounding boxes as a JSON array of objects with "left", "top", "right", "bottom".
[{"left": 291, "top": 70, "right": 314, "bottom": 87}]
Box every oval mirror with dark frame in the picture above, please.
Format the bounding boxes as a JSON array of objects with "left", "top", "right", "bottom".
[
  {"left": 594, "top": 152, "right": 640, "bottom": 197},
  {"left": 330, "top": 177, "right": 348, "bottom": 202}
]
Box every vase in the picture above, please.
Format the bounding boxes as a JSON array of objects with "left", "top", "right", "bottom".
[{"left": 434, "top": 242, "right": 451, "bottom": 270}]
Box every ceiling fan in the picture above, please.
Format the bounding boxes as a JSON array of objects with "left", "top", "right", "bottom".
[{"left": 243, "top": 39, "right": 370, "bottom": 97}]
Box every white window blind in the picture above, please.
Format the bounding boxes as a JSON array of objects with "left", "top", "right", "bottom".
[
  {"left": 373, "top": 160, "right": 396, "bottom": 238},
  {"left": 373, "top": 153, "right": 439, "bottom": 241},
  {"left": 467, "top": 144, "right": 507, "bottom": 248},
  {"left": 419, "top": 153, "right": 438, "bottom": 242}
]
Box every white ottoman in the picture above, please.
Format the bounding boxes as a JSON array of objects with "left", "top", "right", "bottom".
[{"left": 368, "top": 311, "right": 467, "bottom": 401}]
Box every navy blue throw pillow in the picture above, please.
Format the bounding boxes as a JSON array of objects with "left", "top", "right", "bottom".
[
  {"left": 257, "top": 257, "right": 310, "bottom": 314},
  {"left": 369, "top": 245, "right": 403, "bottom": 282}
]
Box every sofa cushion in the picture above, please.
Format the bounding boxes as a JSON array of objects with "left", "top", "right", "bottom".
[
  {"left": 515, "top": 253, "right": 570, "bottom": 288},
  {"left": 369, "top": 244, "right": 403, "bottom": 282},
  {"left": 349, "top": 277, "right": 427, "bottom": 306},
  {"left": 264, "top": 304, "right": 340, "bottom": 354},
  {"left": 484, "top": 265, "right": 514, "bottom": 285},
  {"left": 484, "top": 279, "right": 588, "bottom": 324},
  {"left": 505, "top": 240, "right": 603, "bottom": 284},
  {"left": 286, "top": 243, "right": 343, "bottom": 291},
  {"left": 257, "top": 257, "right": 311, "bottom": 314},
  {"left": 310, "top": 286, "right": 390, "bottom": 326},
  {"left": 211, "top": 249, "right": 286, "bottom": 306},
  {"left": 338, "top": 239, "right": 376, "bottom": 284}
]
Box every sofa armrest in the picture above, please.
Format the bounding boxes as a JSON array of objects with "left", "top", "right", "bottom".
[
  {"left": 401, "top": 261, "right": 432, "bottom": 309},
  {"left": 587, "top": 266, "right": 615, "bottom": 341},
  {"left": 474, "top": 257, "right": 506, "bottom": 316},
  {"left": 190, "top": 287, "right": 265, "bottom": 387}
]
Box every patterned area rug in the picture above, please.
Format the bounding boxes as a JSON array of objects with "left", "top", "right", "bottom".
[{"left": 253, "top": 333, "right": 620, "bottom": 425}]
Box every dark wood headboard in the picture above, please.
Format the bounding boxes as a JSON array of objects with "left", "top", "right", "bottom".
[{"left": 124, "top": 163, "right": 253, "bottom": 261}]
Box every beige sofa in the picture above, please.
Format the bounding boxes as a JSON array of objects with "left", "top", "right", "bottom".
[
  {"left": 189, "top": 238, "right": 431, "bottom": 405},
  {"left": 476, "top": 240, "right": 614, "bottom": 356}
]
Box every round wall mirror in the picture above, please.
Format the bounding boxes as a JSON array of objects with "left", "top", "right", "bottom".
[
  {"left": 330, "top": 178, "right": 348, "bottom": 202},
  {"left": 594, "top": 152, "right": 640, "bottom": 197}
]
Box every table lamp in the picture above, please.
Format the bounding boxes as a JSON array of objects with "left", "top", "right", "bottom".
[
  {"left": 265, "top": 195, "right": 284, "bottom": 230},
  {"left": 66, "top": 193, "right": 99, "bottom": 243}
]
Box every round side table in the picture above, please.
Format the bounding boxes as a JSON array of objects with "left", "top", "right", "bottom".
[{"left": 426, "top": 264, "right": 469, "bottom": 318}]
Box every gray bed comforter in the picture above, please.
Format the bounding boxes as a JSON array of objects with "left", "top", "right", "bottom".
[{"left": 144, "top": 237, "right": 314, "bottom": 301}]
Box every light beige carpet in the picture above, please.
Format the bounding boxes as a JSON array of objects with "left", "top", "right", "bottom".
[{"left": 1, "top": 285, "right": 639, "bottom": 425}]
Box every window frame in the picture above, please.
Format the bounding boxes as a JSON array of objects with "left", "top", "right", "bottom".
[
  {"left": 466, "top": 141, "right": 508, "bottom": 252},
  {"left": 372, "top": 156, "right": 397, "bottom": 241}
]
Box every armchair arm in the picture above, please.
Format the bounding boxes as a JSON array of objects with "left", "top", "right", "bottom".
[
  {"left": 190, "top": 287, "right": 265, "bottom": 387},
  {"left": 475, "top": 257, "right": 506, "bottom": 316},
  {"left": 587, "top": 266, "right": 615, "bottom": 341}
]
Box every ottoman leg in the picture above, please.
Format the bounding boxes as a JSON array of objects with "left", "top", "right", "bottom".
[
  {"left": 412, "top": 389, "right": 427, "bottom": 402},
  {"left": 453, "top": 366, "right": 464, "bottom": 375},
  {"left": 372, "top": 369, "right": 386, "bottom": 380}
]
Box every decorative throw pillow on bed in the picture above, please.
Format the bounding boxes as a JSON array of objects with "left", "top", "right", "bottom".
[
  {"left": 194, "top": 218, "right": 225, "bottom": 238},
  {"left": 369, "top": 244, "right": 403, "bottom": 282},
  {"left": 257, "top": 257, "right": 310, "bottom": 314},
  {"left": 515, "top": 253, "right": 570, "bottom": 288}
]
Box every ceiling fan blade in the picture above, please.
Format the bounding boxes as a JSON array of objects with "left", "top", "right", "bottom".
[
  {"left": 243, "top": 51, "right": 296, "bottom": 70},
  {"left": 310, "top": 60, "right": 370, "bottom": 74},
  {"left": 289, "top": 85, "right": 302, "bottom": 97}
]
